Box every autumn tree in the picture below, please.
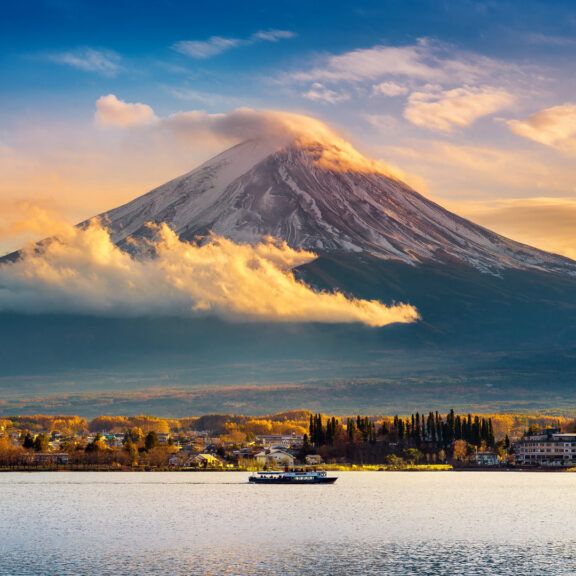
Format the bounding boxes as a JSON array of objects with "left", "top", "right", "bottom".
[{"left": 452, "top": 439, "right": 468, "bottom": 461}]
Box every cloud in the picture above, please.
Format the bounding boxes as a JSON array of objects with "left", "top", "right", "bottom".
[
  {"left": 174, "top": 29, "right": 295, "bottom": 59},
  {"left": 0, "top": 220, "right": 418, "bottom": 327},
  {"left": 372, "top": 81, "right": 408, "bottom": 97},
  {"left": 94, "top": 94, "right": 158, "bottom": 128},
  {"left": 287, "top": 39, "right": 510, "bottom": 86},
  {"left": 45, "top": 48, "right": 121, "bottom": 76},
  {"left": 90, "top": 100, "right": 406, "bottom": 178},
  {"left": 404, "top": 86, "right": 515, "bottom": 132},
  {"left": 381, "top": 140, "right": 571, "bottom": 197},
  {"left": 0, "top": 200, "right": 70, "bottom": 245},
  {"left": 251, "top": 29, "right": 295, "bottom": 42},
  {"left": 302, "top": 83, "right": 350, "bottom": 104},
  {"left": 173, "top": 36, "right": 243, "bottom": 59},
  {"left": 155, "top": 107, "right": 414, "bottom": 179},
  {"left": 507, "top": 104, "right": 576, "bottom": 154}
]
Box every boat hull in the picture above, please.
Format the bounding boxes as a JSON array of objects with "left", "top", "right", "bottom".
[{"left": 249, "top": 477, "right": 337, "bottom": 484}]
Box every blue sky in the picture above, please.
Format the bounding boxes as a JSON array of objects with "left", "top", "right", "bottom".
[
  {"left": 2, "top": 0, "right": 575, "bottom": 117},
  {"left": 1, "top": 0, "right": 576, "bottom": 256}
]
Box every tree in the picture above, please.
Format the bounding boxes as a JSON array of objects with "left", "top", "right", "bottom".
[
  {"left": 124, "top": 439, "right": 139, "bottom": 467},
  {"left": 404, "top": 448, "right": 422, "bottom": 465},
  {"left": 145, "top": 431, "right": 159, "bottom": 451},
  {"left": 22, "top": 432, "right": 34, "bottom": 450},
  {"left": 33, "top": 433, "right": 49, "bottom": 452},
  {"left": 0, "top": 437, "right": 25, "bottom": 466},
  {"left": 452, "top": 439, "right": 468, "bottom": 461},
  {"left": 85, "top": 433, "right": 106, "bottom": 453}
]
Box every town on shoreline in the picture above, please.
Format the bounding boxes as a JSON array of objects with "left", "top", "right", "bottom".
[{"left": 1, "top": 410, "right": 575, "bottom": 472}]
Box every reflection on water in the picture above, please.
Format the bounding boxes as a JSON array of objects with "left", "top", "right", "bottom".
[{"left": 1, "top": 472, "right": 575, "bottom": 575}]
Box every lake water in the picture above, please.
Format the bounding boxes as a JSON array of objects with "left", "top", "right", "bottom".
[{"left": 1, "top": 471, "right": 576, "bottom": 575}]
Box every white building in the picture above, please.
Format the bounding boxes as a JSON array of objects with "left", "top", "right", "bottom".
[{"left": 515, "top": 429, "right": 576, "bottom": 467}]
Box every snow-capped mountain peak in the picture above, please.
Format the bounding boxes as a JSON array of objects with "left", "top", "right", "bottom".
[{"left": 98, "top": 137, "right": 575, "bottom": 276}]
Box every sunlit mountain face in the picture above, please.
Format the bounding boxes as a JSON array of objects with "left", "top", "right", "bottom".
[{"left": 1, "top": 132, "right": 576, "bottom": 415}]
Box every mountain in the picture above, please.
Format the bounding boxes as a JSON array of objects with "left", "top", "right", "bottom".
[
  {"left": 98, "top": 138, "right": 575, "bottom": 276},
  {"left": 2, "top": 135, "right": 576, "bottom": 415}
]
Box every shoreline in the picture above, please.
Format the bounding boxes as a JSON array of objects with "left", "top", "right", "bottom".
[{"left": 0, "top": 466, "right": 573, "bottom": 473}]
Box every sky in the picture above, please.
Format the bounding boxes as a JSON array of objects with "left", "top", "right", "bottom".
[{"left": 1, "top": 0, "right": 576, "bottom": 257}]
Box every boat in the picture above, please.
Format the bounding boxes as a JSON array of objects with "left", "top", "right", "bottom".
[{"left": 248, "top": 470, "right": 337, "bottom": 484}]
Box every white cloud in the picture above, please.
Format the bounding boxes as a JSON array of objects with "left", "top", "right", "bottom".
[
  {"left": 302, "top": 83, "right": 350, "bottom": 104},
  {"left": 251, "top": 29, "right": 295, "bottom": 42},
  {"left": 46, "top": 48, "right": 121, "bottom": 76},
  {"left": 404, "top": 86, "right": 515, "bottom": 132},
  {"left": 287, "top": 39, "right": 509, "bottom": 86},
  {"left": 94, "top": 94, "right": 158, "bottom": 128},
  {"left": 173, "top": 36, "right": 243, "bottom": 59},
  {"left": 174, "top": 29, "right": 295, "bottom": 59},
  {"left": 0, "top": 220, "right": 418, "bottom": 327},
  {"left": 372, "top": 81, "right": 408, "bottom": 97},
  {"left": 507, "top": 104, "right": 576, "bottom": 154}
]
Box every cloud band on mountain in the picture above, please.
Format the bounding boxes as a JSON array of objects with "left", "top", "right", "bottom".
[{"left": 0, "top": 221, "right": 419, "bottom": 327}]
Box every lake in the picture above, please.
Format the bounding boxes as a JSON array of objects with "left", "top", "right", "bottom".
[{"left": 1, "top": 471, "right": 575, "bottom": 575}]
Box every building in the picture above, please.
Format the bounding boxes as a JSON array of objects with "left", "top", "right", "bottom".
[
  {"left": 515, "top": 428, "right": 576, "bottom": 467},
  {"left": 305, "top": 454, "right": 323, "bottom": 465},
  {"left": 472, "top": 452, "right": 500, "bottom": 466},
  {"left": 255, "top": 448, "right": 295, "bottom": 468},
  {"left": 255, "top": 434, "right": 304, "bottom": 449},
  {"left": 184, "top": 453, "right": 224, "bottom": 468}
]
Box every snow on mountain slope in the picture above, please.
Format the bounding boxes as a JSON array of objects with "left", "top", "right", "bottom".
[{"left": 97, "top": 138, "right": 575, "bottom": 276}]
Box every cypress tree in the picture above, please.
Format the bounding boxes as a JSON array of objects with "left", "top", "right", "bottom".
[{"left": 22, "top": 432, "right": 34, "bottom": 449}]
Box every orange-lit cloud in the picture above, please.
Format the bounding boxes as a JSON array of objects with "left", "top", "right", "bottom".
[
  {"left": 110, "top": 103, "right": 408, "bottom": 179},
  {"left": 404, "top": 86, "right": 515, "bottom": 132},
  {"left": 0, "top": 200, "right": 71, "bottom": 247},
  {"left": 507, "top": 104, "right": 576, "bottom": 153},
  {"left": 0, "top": 221, "right": 419, "bottom": 326}
]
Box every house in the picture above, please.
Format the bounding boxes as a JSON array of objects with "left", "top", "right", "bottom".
[
  {"left": 515, "top": 429, "right": 576, "bottom": 467},
  {"left": 184, "top": 453, "right": 224, "bottom": 468},
  {"left": 168, "top": 454, "right": 184, "bottom": 468},
  {"left": 305, "top": 454, "right": 323, "bottom": 465},
  {"left": 473, "top": 452, "right": 500, "bottom": 466},
  {"left": 255, "top": 448, "right": 295, "bottom": 468}
]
